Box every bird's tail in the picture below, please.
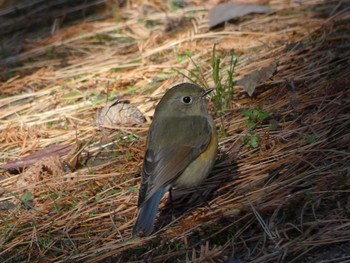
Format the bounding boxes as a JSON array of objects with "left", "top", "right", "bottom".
[{"left": 133, "top": 188, "right": 165, "bottom": 236}]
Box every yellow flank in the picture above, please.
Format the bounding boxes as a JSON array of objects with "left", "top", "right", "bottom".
[{"left": 174, "top": 126, "right": 218, "bottom": 188}]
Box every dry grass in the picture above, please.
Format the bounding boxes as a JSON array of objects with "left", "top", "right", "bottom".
[{"left": 0, "top": 0, "right": 349, "bottom": 262}]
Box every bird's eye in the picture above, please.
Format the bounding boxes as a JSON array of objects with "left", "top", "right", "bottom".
[{"left": 181, "top": 96, "right": 192, "bottom": 104}]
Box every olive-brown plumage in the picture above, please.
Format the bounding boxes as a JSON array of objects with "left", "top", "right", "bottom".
[{"left": 133, "top": 83, "right": 218, "bottom": 236}]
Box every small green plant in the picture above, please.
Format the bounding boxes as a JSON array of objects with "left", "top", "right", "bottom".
[
  {"left": 242, "top": 107, "right": 269, "bottom": 148},
  {"left": 243, "top": 131, "right": 260, "bottom": 148},
  {"left": 306, "top": 133, "right": 317, "bottom": 144},
  {"left": 87, "top": 167, "right": 95, "bottom": 175},
  {"left": 61, "top": 91, "right": 82, "bottom": 104},
  {"left": 145, "top": 19, "right": 162, "bottom": 29},
  {"left": 174, "top": 54, "right": 208, "bottom": 100},
  {"left": 175, "top": 49, "right": 193, "bottom": 63},
  {"left": 20, "top": 191, "right": 33, "bottom": 208},
  {"left": 219, "top": 120, "right": 228, "bottom": 137},
  {"left": 95, "top": 194, "right": 102, "bottom": 202},
  {"left": 1, "top": 214, "right": 12, "bottom": 241},
  {"left": 127, "top": 186, "right": 139, "bottom": 193},
  {"left": 21, "top": 191, "right": 33, "bottom": 202},
  {"left": 211, "top": 45, "right": 238, "bottom": 113},
  {"left": 243, "top": 108, "right": 269, "bottom": 129},
  {"left": 268, "top": 119, "right": 279, "bottom": 131},
  {"left": 93, "top": 34, "right": 114, "bottom": 43},
  {"left": 36, "top": 221, "right": 54, "bottom": 250},
  {"left": 106, "top": 189, "right": 121, "bottom": 196},
  {"left": 126, "top": 133, "right": 138, "bottom": 142},
  {"left": 175, "top": 45, "right": 238, "bottom": 114},
  {"left": 49, "top": 191, "right": 63, "bottom": 213},
  {"left": 168, "top": 0, "right": 187, "bottom": 11}
]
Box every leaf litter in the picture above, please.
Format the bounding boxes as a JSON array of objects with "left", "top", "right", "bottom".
[{"left": 0, "top": 0, "right": 349, "bottom": 262}]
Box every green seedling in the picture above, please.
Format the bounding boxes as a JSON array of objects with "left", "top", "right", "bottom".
[
  {"left": 242, "top": 107, "right": 269, "bottom": 149},
  {"left": 211, "top": 45, "right": 238, "bottom": 114}
]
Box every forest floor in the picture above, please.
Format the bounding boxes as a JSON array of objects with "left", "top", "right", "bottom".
[{"left": 0, "top": 0, "right": 349, "bottom": 262}]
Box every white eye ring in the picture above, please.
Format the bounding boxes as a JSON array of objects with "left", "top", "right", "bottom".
[{"left": 181, "top": 96, "right": 192, "bottom": 104}]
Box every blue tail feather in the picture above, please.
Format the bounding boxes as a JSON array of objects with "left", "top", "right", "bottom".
[{"left": 133, "top": 188, "right": 165, "bottom": 236}]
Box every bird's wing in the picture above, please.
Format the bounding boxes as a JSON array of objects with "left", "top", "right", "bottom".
[{"left": 138, "top": 115, "right": 212, "bottom": 207}]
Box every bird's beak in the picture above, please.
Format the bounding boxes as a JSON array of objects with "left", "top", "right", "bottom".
[{"left": 201, "top": 88, "right": 214, "bottom": 97}]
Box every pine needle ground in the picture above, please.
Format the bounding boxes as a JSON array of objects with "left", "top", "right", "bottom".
[{"left": 0, "top": 1, "right": 349, "bottom": 262}]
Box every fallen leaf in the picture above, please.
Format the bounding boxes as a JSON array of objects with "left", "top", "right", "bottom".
[
  {"left": 205, "top": 0, "right": 268, "bottom": 9},
  {"left": 0, "top": 144, "right": 73, "bottom": 173},
  {"left": 204, "top": 0, "right": 222, "bottom": 9},
  {"left": 96, "top": 99, "right": 145, "bottom": 127},
  {"left": 236, "top": 61, "right": 277, "bottom": 96},
  {"left": 15, "top": 155, "right": 65, "bottom": 193},
  {"left": 231, "top": 0, "right": 268, "bottom": 3},
  {"left": 0, "top": 199, "right": 16, "bottom": 210},
  {"left": 208, "top": 3, "right": 271, "bottom": 28}
]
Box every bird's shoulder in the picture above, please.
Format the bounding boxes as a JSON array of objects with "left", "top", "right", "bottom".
[{"left": 148, "top": 115, "right": 212, "bottom": 148}]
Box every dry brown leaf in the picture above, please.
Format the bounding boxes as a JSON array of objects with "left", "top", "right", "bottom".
[
  {"left": 231, "top": 0, "right": 269, "bottom": 4},
  {"left": 236, "top": 61, "right": 277, "bottom": 96},
  {"left": 0, "top": 144, "right": 73, "bottom": 173},
  {"left": 208, "top": 3, "right": 271, "bottom": 28},
  {"left": 205, "top": 0, "right": 268, "bottom": 9},
  {"left": 96, "top": 99, "right": 145, "bottom": 127},
  {"left": 15, "top": 155, "right": 65, "bottom": 193},
  {"left": 204, "top": 0, "right": 223, "bottom": 9}
]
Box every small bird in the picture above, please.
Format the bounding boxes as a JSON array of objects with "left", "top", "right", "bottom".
[{"left": 133, "top": 83, "right": 218, "bottom": 236}]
